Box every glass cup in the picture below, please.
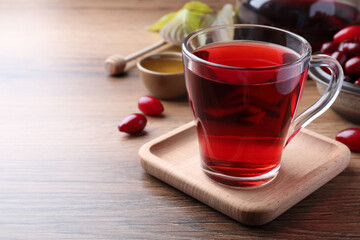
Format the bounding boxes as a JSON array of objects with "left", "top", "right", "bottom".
[{"left": 182, "top": 24, "right": 344, "bottom": 188}]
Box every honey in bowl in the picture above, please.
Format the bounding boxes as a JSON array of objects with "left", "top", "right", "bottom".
[
  {"left": 137, "top": 52, "right": 186, "bottom": 99},
  {"left": 141, "top": 56, "right": 183, "bottom": 74}
]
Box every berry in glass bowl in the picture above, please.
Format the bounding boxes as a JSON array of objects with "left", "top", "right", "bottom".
[{"left": 309, "top": 25, "right": 360, "bottom": 124}]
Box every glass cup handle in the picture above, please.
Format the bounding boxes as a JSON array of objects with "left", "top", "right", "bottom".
[{"left": 286, "top": 54, "right": 344, "bottom": 145}]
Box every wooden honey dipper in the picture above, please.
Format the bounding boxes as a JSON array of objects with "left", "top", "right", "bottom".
[{"left": 104, "top": 40, "right": 167, "bottom": 75}]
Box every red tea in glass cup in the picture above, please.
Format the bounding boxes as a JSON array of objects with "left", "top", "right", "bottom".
[{"left": 182, "top": 25, "right": 344, "bottom": 188}]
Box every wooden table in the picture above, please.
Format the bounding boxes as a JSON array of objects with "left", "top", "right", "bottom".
[{"left": 0, "top": 0, "right": 359, "bottom": 239}]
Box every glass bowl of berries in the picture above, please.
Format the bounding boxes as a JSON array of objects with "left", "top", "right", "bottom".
[
  {"left": 309, "top": 25, "right": 360, "bottom": 124},
  {"left": 236, "top": 0, "right": 360, "bottom": 51}
]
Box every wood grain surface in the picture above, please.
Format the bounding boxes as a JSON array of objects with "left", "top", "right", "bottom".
[{"left": 0, "top": 0, "right": 359, "bottom": 239}]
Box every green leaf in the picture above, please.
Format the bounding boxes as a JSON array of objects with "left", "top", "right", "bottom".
[
  {"left": 149, "top": 1, "right": 234, "bottom": 46},
  {"left": 210, "top": 3, "right": 233, "bottom": 26},
  {"left": 147, "top": 12, "right": 177, "bottom": 32},
  {"left": 198, "top": 4, "right": 234, "bottom": 46},
  {"left": 159, "top": 10, "right": 186, "bottom": 46},
  {"left": 184, "top": 1, "right": 212, "bottom": 15},
  {"left": 199, "top": 12, "right": 216, "bottom": 28},
  {"left": 181, "top": 10, "right": 201, "bottom": 35},
  {"left": 147, "top": 1, "right": 212, "bottom": 33}
]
